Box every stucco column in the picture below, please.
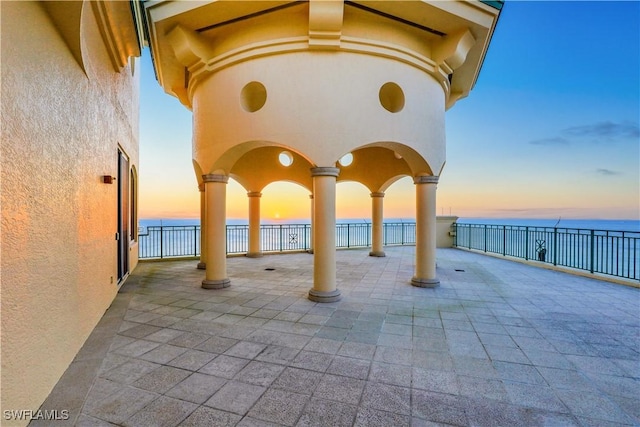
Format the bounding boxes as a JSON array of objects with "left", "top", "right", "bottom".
[
  {"left": 308, "top": 194, "right": 314, "bottom": 254},
  {"left": 202, "top": 174, "right": 230, "bottom": 289},
  {"left": 308, "top": 167, "right": 341, "bottom": 303},
  {"left": 369, "top": 192, "right": 386, "bottom": 257},
  {"left": 412, "top": 175, "right": 440, "bottom": 287},
  {"left": 247, "top": 192, "right": 263, "bottom": 258},
  {"left": 197, "top": 183, "right": 207, "bottom": 269}
]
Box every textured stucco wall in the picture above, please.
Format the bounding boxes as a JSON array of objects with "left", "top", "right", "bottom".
[
  {"left": 0, "top": 2, "right": 139, "bottom": 423},
  {"left": 192, "top": 51, "right": 445, "bottom": 175},
  {"left": 436, "top": 216, "right": 459, "bottom": 248}
]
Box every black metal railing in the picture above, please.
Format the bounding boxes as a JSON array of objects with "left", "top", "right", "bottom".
[
  {"left": 137, "top": 225, "right": 201, "bottom": 259},
  {"left": 138, "top": 222, "right": 417, "bottom": 259},
  {"left": 453, "top": 223, "right": 640, "bottom": 281}
]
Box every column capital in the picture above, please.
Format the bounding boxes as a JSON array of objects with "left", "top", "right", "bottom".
[
  {"left": 311, "top": 167, "right": 340, "bottom": 177},
  {"left": 247, "top": 191, "right": 262, "bottom": 198},
  {"left": 202, "top": 174, "right": 229, "bottom": 183},
  {"left": 414, "top": 175, "right": 439, "bottom": 185},
  {"left": 370, "top": 192, "right": 385, "bottom": 198}
]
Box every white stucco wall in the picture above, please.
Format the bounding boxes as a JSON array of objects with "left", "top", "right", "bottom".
[
  {"left": 192, "top": 51, "right": 445, "bottom": 175},
  {"left": 0, "top": 2, "right": 139, "bottom": 423}
]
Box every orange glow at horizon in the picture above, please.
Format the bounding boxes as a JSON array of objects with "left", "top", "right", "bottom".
[
  {"left": 140, "top": 175, "right": 638, "bottom": 221},
  {"left": 140, "top": 178, "right": 419, "bottom": 220}
]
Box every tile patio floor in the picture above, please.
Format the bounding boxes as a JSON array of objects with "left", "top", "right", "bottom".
[{"left": 35, "top": 247, "right": 639, "bottom": 426}]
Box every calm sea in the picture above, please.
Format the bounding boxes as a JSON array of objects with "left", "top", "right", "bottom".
[{"left": 140, "top": 217, "right": 640, "bottom": 232}]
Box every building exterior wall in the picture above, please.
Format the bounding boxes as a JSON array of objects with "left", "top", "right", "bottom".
[{"left": 0, "top": 1, "right": 139, "bottom": 423}]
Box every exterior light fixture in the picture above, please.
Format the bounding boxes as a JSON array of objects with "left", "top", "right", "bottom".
[{"left": 102, "top": 175, "right": 116, "bottom": 184}]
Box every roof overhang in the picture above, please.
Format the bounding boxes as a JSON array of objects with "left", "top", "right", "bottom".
[{"left": 142, "top": 0, "right": 502, "bottom": 109}]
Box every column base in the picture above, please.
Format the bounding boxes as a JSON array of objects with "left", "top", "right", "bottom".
[
  {"left": 307, "top": 249, "right": 314, "bottom": 254},
  {"left": 369, "top": 251, "right": 386, "bottom": 257},
  {"left": 308, "top": 288, "right": 341, "bottom": 303},
  {"left": 411, "top": 277, "right": 440, "bottom": 288},
  {"left": 246, "top": 252, "right": 263, "bottom": 258},
  {"left": 197, "top": 262, "right": 206, "bottom": 270},
  {"left": 202, "top": 278, "right": 231, "bottom": 289}
]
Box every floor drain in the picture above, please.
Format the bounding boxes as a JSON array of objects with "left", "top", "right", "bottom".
[
  {"left": 455, "top": 269, "right": 465, "bottom": 272},
  {"left": 265, "top": 268, "right": 275, "bottom": 271}
]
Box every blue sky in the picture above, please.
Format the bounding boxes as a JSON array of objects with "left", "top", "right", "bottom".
[{"left": 139, "top": 1, "right": 639, "bottom": 220}]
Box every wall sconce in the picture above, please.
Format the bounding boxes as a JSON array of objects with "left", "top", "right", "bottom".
[{"left": 102, "top": 175, "right": 116, "bottom": 184}]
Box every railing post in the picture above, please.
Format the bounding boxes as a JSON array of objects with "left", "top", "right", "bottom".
[
  {"left": 383, "top": 223, "right": 386, "bottom": 245},
  {"left": 590, "top": 229, "right": 595, "bottom": 274},
  {"left": 160, "top": 226, "right": 164, "bottom": 259},
  {"left": 279, "top": 224, "right": 283, "bottom": 252},
  {"left": 347, "top": 223, "right": 350, "bottom": 248},
  {"left": 553, "top": 227, "right": 558, "bottom": 266},
  {"left": 193, "top": 226, "right": 197, "bottom": 256},
  {"left": 525, "top": 226, "right": 529, "bottom": 260},
  {"left": 304, "top": 224, "right": 308, "bottom": 250},
  {"left": 502, "top": 225, "right": 506, "bottom": 256},
  {"left": 453, "top": 223, "right": 457, "bottom": 247},
  {"left": 484, "top": 225, "right": 487, "bottom": 253}
]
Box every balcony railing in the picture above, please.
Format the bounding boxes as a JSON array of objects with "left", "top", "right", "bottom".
[
  {"left": 453, "top": 223, "right": 640, "bottom": 281},
  {"left": 137, "top": 222, "right": 639, "bottom": 282},
  {"left": 138, "top": 222, "right": 416, "bottom": 259}
]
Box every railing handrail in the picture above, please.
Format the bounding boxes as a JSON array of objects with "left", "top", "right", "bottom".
[
  {"left": 455, "top": 222, "right": 640, "bottom": 234},
  {"left": 453, "top": 222, "right": 640, "bottom": 281}
]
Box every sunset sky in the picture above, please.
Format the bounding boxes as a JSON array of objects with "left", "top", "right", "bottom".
[{"left": 139, "top": 1, "right": 639, "bottom": 221}]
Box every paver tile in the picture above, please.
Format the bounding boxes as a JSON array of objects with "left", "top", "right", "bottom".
[
  {"left": 166, "top": 372, "right": 227, "bottom": 404},
  {"left": 123, "top": 395, "right": 197, "bottom": 427},
  {"left": 179, "top": 406, "right": 242, "bottom": 427},
  {"left": 205, "top": 380, "right": 266, "bottom": 415},
  {"left": 247, "top": 389, "right": 309, "bottom": 426}
]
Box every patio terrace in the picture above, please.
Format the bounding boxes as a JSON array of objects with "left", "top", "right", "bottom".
[{"left": 34, "top": 247, "right": 639, "bottom": 426}]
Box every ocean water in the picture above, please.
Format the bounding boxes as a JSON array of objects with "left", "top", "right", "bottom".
[
  {"left": 455, "top": 218, "right": 640, "bottom": 232},
  {"left": 140, "top": 217, "right": 640, "bottom": 232}
]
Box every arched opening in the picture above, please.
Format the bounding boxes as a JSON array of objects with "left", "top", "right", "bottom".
[
  {"left": 336, "top": 181, "right": 371, "bottom": 221},
  {"left": 130, "top": 166, "right": 138, "bottom": 242},
  {"left": 383, "top": 176, "right": 415, "bottom": 221},
  {"left": 261, "top": 181, "right": 311, "bottom": 222}
]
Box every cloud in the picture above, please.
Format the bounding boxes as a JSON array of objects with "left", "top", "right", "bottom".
[
  {"left": 529, "top": 137, "right": 570, "bottom": 146},
  {"left": 562, "top": 121, "right": 639, "bottom": 140},
  {"left": 596, "top": 168, "right": 621, "bottom": 176},
  {"left": 529, "top": 121, "right": 639, "bottom": 147}
]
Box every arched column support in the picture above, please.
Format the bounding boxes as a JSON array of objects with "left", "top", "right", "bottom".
[
  {"left": 412, "top": 175, "right": 440, "bottom": 288},
  {"left": 308, "top": 167, "right": 341, "bottom": 303},
  {"left": 197, "top": 183, "right": 207, "bottom": 269},
  {"left": 369, "top": 192, "right": 386, "bottom": 257},
  {"left": 201, "top": 174, "right": 231, "bottom": 289},
  {"left": 247, "top": 192, "right": 263, "bottom": 258}
]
